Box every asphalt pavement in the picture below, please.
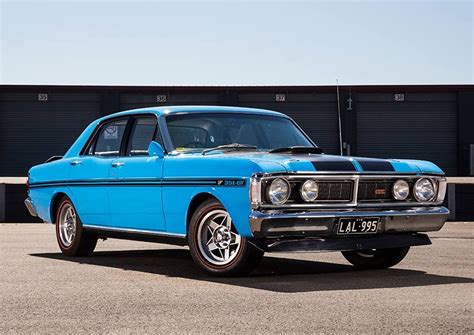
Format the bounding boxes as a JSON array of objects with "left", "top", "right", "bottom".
[{"left": 1, "top": 222, "right": 473, "bottom": 334}]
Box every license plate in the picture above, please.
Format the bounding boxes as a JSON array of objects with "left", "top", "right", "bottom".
[{"left": 337, "top": 217, "right": 379, "bottom": 235}]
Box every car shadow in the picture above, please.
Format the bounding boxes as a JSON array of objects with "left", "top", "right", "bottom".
[{"left": 31, "top": 249, "right": 473, "bottom": 293}]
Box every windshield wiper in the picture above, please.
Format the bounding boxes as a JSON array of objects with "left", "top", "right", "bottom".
[
  {"left": 269, "top": 146, "right": 324, "bottom": 154},
  {"left": 202, "top": 143, "right": 257, "bottom": 155}
]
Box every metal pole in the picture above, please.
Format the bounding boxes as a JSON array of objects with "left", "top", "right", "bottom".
[
  {"left": 0, "top": 184, "right": 5, "bottom": 222},
  {"left": 336, "top": 79, "right": 343, "bottom": 155}
]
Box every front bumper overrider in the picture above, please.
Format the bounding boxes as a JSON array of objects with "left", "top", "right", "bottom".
[{"left": 249, "top": 206, "right": 449, "bottom": 252}]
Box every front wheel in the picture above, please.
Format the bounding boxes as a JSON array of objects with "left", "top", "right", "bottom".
[
  {"left": 188, "top": 199, "right": 264, "bottom": 276},
  {"left": 56, "top": 196, "right": 97, "bottom": 256},
  {"left": 341, "top": 247, "right": 410, "bottom": 269}
]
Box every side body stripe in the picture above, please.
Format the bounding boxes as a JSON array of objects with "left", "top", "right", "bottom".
[{"left": 28, "top": 178, "right": 246, "bottom": 189}]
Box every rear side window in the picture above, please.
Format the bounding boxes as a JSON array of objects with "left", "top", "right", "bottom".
[
  {"left": 126, "top": 117, "right": 159, "bottom": 156},
  {"left": 90, "top": 119, "right": 128, "bottom": 157}
]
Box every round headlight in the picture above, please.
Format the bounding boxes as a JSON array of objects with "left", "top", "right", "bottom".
[
  {"left": 267, "top": 178, "right": 290, "bottom": 205},
  {"left": 414, "top": 178, "right": 436, "bottom": 202},
  {"left": 300, "top": 180, "right": 319, "bottom": 202},
  {"left": 392, "top": 180, "right": 409, "bottom": 200}
]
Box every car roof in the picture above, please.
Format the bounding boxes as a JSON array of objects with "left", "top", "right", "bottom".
[{"left": 98, "top": 105, "right": 288, "bottom": 121}]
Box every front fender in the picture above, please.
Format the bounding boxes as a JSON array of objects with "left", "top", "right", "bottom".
[
  {"left": 390, "top": 159, "right": 445, "bottom": 174},
  {"left": 162, "top": 182, "right": 253, "bottom": 237}
]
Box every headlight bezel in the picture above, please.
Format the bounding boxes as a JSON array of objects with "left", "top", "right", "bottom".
[
  {"left": 414, "top": 177, "right": 437, "bottom": 202},
  {"left": 300, "top": 179, "right": 319, "bottom": 202},
  {"left": 266, "top": 178, "right": 291, "bottom": 205},
  {"left": 392, "top": 179, "right": 410, "bottom": 201}
]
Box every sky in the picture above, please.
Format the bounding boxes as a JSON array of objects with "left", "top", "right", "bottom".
[{"left": 0, "top": 0, "right": 472, "bottom": 86}]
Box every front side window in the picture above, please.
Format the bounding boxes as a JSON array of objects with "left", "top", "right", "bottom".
[
  {"left": 165, "top": 113, "right": 314, "bottom": 152},
  {"left": 91, "top": 119, "right": 127, "bottom": 157},
  {"left": 126, "top": 117, "right": 159, "bottom": 156}
]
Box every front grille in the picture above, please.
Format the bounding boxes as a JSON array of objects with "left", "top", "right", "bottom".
[
  {"left": 259, "top": 175, "right": 437, "bottom": 208},
  {"left": 358, "top": 181, "right": 393, "bottom": 201},
  {"left": 288, "top": 181, "right": 353, "bottom": 203},
  {"left": 316, "top": 182, "right": 353, "bottom": 201},
  {"left": 357, "top": 180, "right": 415, "bottom": 202}
]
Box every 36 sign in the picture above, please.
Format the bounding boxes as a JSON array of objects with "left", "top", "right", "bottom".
[{"left": 156, "top": 95, "right": 167, "bottom": 102}]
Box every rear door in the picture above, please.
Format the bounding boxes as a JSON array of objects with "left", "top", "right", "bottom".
[
  {"left": 68, "top": 117, "right": 128, "bottom": 226},
  {"left": 109, "top": 115, "right": 166, "bottom": 231}
]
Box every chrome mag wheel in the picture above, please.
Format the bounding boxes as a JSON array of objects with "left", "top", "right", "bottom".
[
  {"left": 58, "top": 203, "right": 77, "bottom": 247},
  {"left": 197, "top": 209, "right": 242, "bottom": 266}
]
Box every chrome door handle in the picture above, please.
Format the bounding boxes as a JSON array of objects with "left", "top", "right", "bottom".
[
  {"left": 70, "top": 160, "right": 82, "bottom": 166},
  {"left": 111, "top": 162, "right": 125, "bottom": 168}
]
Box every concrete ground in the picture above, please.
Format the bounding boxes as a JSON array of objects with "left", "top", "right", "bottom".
[{"left": 1, "top": 223, "right": 473, "bottom": 334}]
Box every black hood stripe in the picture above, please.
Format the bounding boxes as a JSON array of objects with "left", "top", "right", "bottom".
[
  {"left": 357, "top": 159, "right": 395, "bottom": 172},
  {"left": 311, "top": 160, "right": 357, "bottom": 171}
]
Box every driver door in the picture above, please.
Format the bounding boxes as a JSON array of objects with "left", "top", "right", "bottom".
[{"left": 108, "top": 116, "right": 166, "bottom": 231}]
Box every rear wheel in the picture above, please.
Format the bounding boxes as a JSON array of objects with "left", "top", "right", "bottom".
[
  {"left": 55, "top": 196, "right": 97, "bottom": 256},
  {"left": 188, "top": 199, "right": 264, "bottom": 276},
  {"left": 341, "top": 247, "right": 410, "bottom": 269}
]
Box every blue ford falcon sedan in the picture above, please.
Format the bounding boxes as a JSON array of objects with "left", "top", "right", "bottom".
[{"left": 25, "top": 106, "right": 449, "bottom": 276}]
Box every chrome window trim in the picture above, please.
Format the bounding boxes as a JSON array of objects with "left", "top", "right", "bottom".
[
  {"left": 80, "top": 113, "right": 164, "bottom": 157},
  {"left": 163, "top": 112, "right": 319, "bottom": 153},
  {"left": 250, "top": 173, "right": 447, "bottom": 209}
]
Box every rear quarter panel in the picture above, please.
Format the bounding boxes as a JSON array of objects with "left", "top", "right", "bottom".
[{"left": 28, "top": 159, "right": 73, "bottom": 223}]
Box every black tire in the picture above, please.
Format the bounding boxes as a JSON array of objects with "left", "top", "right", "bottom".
[
  {"left": 55, "top": 196, "right": 97, "bottom": 256},
  {"left": 341, "top": 247, "right": 410, "bottom": 269},
  {"left": 188, "top": 199, "right": 264, "bottom": 276}
]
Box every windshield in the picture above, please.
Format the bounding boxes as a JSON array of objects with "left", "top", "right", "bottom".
[{"left": 165, "top": 113, "right": 315, "bottom": 152}]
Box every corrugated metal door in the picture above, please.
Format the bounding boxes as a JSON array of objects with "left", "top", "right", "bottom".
[
  {"left": 0, "top": 91, "right": 101, "bottom": 176},
  {"left": 238, "top": 93, "right": 340, "bottom": 154},
  {"left": 120, "top": 92, "right": 221, "bottom": 111},
  {"left": 356, "top": 92, "right": 458, "bottom": 175}
]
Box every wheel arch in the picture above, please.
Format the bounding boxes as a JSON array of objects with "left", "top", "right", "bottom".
[
  {"left": 185, "top": 190, "right": 252, "bottom": 237},
  {"left": 186, "top": 192, "right": 219, "bottom": 233},
  {"left": 50, "top": 192, "right": 68, "bottom": 224}
]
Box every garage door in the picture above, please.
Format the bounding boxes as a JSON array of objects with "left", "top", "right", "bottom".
[
  {"left": 0, "top": 91, "right": 101, "bottom": 176},
  {"left": 120, "top": 92, "right": 221, "bottom": 111},
  {"left": 238, "top": 93, "right": 340, "bottom": 154},
  {"left": 356, "top": 92, "right": 458, "bottom": 175}
]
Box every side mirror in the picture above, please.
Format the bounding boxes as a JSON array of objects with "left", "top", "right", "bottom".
[{"left": 148, "top": 141, "right": 165, "bottom": 158}]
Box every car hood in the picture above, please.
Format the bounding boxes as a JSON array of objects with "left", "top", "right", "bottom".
[{"left": 217, "top": 152, "right": 445, "bottom": 175}]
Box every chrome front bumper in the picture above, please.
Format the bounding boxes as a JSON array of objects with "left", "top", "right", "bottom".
[
  {"left": 24, "top": 198, "right": 38, "bottom": 217},
  {"left": 249, "top": 206, "right": 449, "bottom": 238}
]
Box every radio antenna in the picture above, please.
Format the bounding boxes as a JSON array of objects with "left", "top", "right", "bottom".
[{"left": 336, "top": 79, "right": 343, "bottom": 156}]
